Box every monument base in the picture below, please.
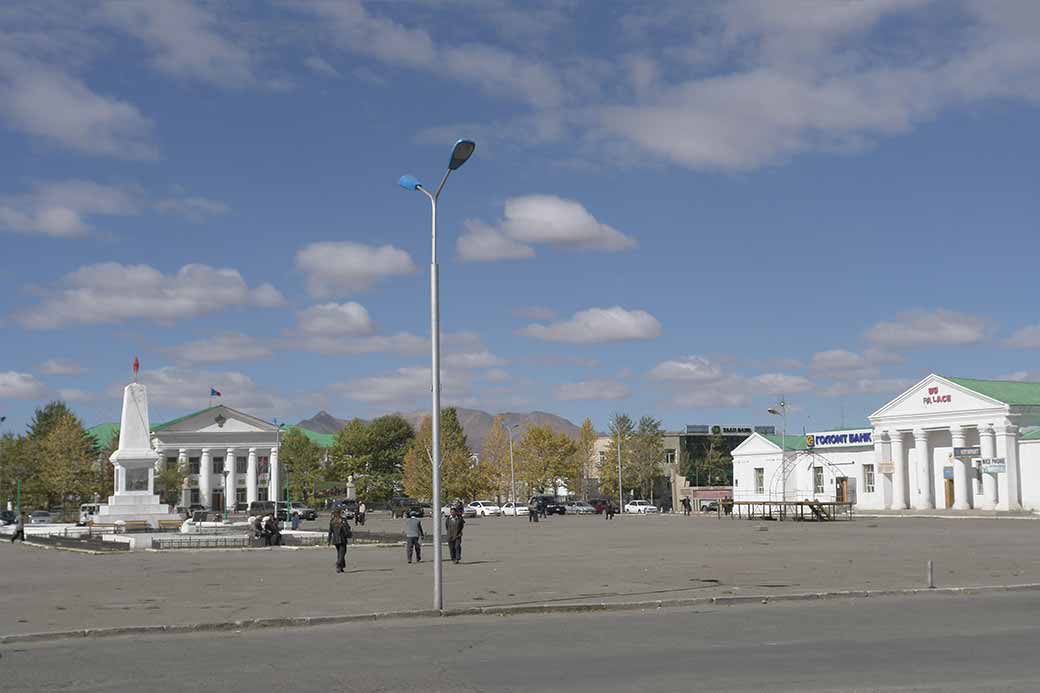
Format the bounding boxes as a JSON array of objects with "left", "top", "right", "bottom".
[{"left": 96, "top": 493, "right": 172, "bottom": 529}]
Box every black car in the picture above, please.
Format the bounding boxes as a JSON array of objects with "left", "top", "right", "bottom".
[
  {"left": 529, "top": 495, "right": 566, "bottom": 515},
  {"left": 330, "top": 498, "right": 358, "bottom": 519},
  {"left": 0, "top": 510, "right": 16, "bottom": 525},
  {"left": 390, "top": 497, "right": 423, "bottom": 518}
]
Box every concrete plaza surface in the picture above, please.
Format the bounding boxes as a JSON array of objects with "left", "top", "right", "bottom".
[
  {"left": 6, "top": 591, "right": 1040, "bottom": 692},
  {"left": 3, "top": 514, "right": 1040, "bottom": 638}
]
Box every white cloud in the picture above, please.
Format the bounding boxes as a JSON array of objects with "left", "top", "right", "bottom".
[
  {"left": 296, "top": 302, "right": 374, "bottom": 337},
  {"left": 997, "top": 371, "right": 1040, "bottom": 382},
  {"left": 555, "top": 379, "right": 631, "bottom": 401},
  {"left": 0, "top": 371, "right": 47, "bottom": 399},
  {"left": 649, "top": 355, "right": 724, "bottom": 382},
  {"left": 456, "top": 221, "right": 535, "bottom": 262},
  {"left": 865, "top": 309, "right": 990, "bottom": 348},
  {"left": 458, "top": 196, "right": 635, "bottom": 262},
  {"left": 670, "top": 376, "right": 752, "bottom": 409},
  {"left": 485, "top": 368, "right": 510, "bottom": 382},
  {"left": 333, "top": 366, "right": 472, "bottom": 407},
  {"left": 751, "top": 373, "right": 814, "bottom": 395},
  {"left": 0, "top": 52, "right": 156, "bottom": 159},
  {"left": 155, "top": 196, "right": 229, "bottom": 222},
  {"left": 0, "top": 180, "right": 140, "bottom": 237},
  {"left": 1005, "top": 325, "right": 1040, "bottom": 349},
  {"left": 513, "top": 306, "right": 557, "bottom": 320},
  {"left": 17, "top": 262, "right": 285, "bottom": 329},
  {"left": 295, "top": 241, "right": 416, "bottom": 297},
  {"left": 164, "top": 332, "right": 273, "bottom": 364},
  {"left": 304, "top": 55, "right": 340, "bottom": 78},
  {"left": 57, "top": 387, "right": 94, "bottom": 402},
  {"left": 443, "top": 351, "right": 507, "bottom": 369},
  {"left": 519, "top": 306, "right": 661, "bottom": 343},
  {"left": 99, "top": 0, "right": 256, "bottom": 88},
  {"left": 38, "top": 358, "right": 85, "bottom": 375},
  {"left": 820, "top": 378, "right": 914, "bottom": 398},
  {"left": 130, "top": 367, "right": 296, "bottom": 417},
  {"left": 291, "top": 332, "right": 428, "bottom": 357}
]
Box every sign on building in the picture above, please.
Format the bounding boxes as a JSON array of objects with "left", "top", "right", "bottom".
[
  {"left": 981, "top": 458, "right": 1006, "bottom": 474},
  {"left": 805, "top": 429, "right": 873, "bottom": 448},
  {"left": 953, "top": 446, "right": 982, "bottom": 460},
  {"left": 878, "top": 461, "right": 895, "bottom": 474}
]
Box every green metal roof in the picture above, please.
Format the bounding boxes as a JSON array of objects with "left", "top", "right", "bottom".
[
  {"left": 86, "top": 422, "right": 120, "bottom": 449},
  {"left": 947, "top": 377, "right": 1040, "bottom": 406},
  {"left": 151, "top": 405, "right": 222, "bottom": 431},
  {"left": 87, "top": 418, "right": 334, "bottom": 448},
  {"left": 1021, "top": 427, "right": 1040, "bottom": 441},
  {"left": 286, "top": 425, "right": 335, "bottom": 448},
  {"left": 761, "top": 433, "right": 808, "bottom": 451}
]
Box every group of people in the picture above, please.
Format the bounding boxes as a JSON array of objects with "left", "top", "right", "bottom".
[{"left": 251, "top": 514, "right": 282, "bottom": 546}]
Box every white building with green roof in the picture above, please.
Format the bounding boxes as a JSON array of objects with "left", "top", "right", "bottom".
[{"left": 732, "top": 374, "right": 1040, "bottom": 512}]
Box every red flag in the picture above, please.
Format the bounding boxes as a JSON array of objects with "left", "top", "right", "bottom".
[{"left": 133, "top": 356, "right": 139, "bottom": 380}]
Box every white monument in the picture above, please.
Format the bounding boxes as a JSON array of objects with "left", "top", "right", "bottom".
[{"left": 96, "top": 360, "right": 171, "bottom": 528}]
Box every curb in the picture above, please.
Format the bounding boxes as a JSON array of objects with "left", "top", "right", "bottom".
[
  {"left": 857, "top": 513, "right": 1040, "bottom": 521},
  {"left": 4, "top": 582, "right": 1040, "bottom": 646}
]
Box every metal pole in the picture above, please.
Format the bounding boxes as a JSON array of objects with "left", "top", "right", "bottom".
[
  {"left": 16, "top": 477, "right": 21, "bottom": 517},
  {"left": 927, "top": 560, "right": 934, "bottom": 588},
  {"left": 430, "top": 193, "right": 444, "bottom": 611},
  {"left": 508, "top": 428, "right": 516, "bottom": 517},
  {"left": 617, "top": 429, "right": 623, "bottom": 514}
]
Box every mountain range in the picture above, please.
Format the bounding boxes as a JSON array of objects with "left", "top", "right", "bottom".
[{"left": 297, "top": 408, "right": 583, "bottom": 451}]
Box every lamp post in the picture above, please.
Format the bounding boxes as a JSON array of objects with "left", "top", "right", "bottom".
[
  {"left": 505, "top": 423, "right": 519, "bottom": 516},
  {"left": 617, "top": 429, "right": 624, "bottom": 514},
  {"left": 221, "top": 469, "right": 229, "bottom": 522},
  {"left": 399, "top": 139, "right": 476, "bottom": 611},
  {"left": 768, "top": 397, "right": 787, "bottom": 505}
]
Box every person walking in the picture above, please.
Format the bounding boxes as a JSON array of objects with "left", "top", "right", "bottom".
[
  {"left": 10, "top": 512, "right": 25, "bottom": 543},
  {"left": 605, "top": 500, "right": 615, "bottom": 520},
  {"left": 681, "top": 497, "right": 692, "bottom": 516},
  {"left": 446, "top": 506, "right": 465, "bottom": 564},
  {"left": 357, "top": 501, "right": 366, "bottom": 527},
  {"left": 528, "top": 498, "right": 539, "bottom": 523},
  {"left": 327, "top": 510, "right": 352, "bottom": 573},
  {"left": 404, "top": 510, "right": 424, "bottom": 563}
]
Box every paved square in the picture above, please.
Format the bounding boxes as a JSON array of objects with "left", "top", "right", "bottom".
[{"left": 3, "top": 514, "right": 1040, "bottom": 637}]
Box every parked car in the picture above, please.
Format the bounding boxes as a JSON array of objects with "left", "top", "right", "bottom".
[
  {"left": 624, "top": 500, "right": 658, "bottom": 514},
  {"left": 78, "top": 503, "right": 100, "bottom": 526},
  {"left": 235, "top": 501, "right": 249, "bottom": 512},
  {"left": 329, "top": 499, "right": 358, "bottom": 519},
  {"left": 29, "top": 510, "right": 53, "bottom": 524},
  {"left": 700, "top": 500, "right": 720, "bottom": 513},
  {"left": 441, "top": 503, "right": 477, "bottom": 518},
  {"left": 287, "top": 501, "right": 318, "bottom": 521},
  {"left": 587, "top": 498, "right": 610, "bottom": 514},
  {"left": 0, "top": 510, "right": 16, "bottom": 525},
  {"left": 500, "top": 502, "right": 529, "bottom": 516},
  {"left": 467, "top": 500, "right": 502, "bottom": 517},
  {"left": 247, "top": 500, "right": 275, "bottom": 517},
  {"left": 390, "top": 497, "right": 423, "bottom": 518},
  {"left": 565, "top": 500, "right": 596, "bottom": 515},
  {"left": 529, "top": 495, "right": 566, "bottom": 515}
]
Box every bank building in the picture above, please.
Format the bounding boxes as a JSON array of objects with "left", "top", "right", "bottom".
[{"left": 732, "top": 374, "right": 1040, "bottom": 511}]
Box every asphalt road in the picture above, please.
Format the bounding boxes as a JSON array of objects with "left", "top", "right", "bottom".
[{"left": 5, "top": 591, "right": 1040, "bottom": 692}]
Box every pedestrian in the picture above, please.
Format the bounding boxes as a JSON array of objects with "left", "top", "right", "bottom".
[
  {"left": 10, "top": 512, "right": 25, "bottom": 543},
  {"left": 528, "top": 498, "right": 539, "bottom": 523},
  {"left": 446, "top": 506, "right": 465, "bottom": 564},
  {"left": 404, "top": 510, "right": 424, "bottom": 563},
  {"left": 605, "top": 500, "right": 615, "bottom": 520},
  {"left": 328, "top": 510, "right": 352, "bottom": 573},
  {"left": 357, "top": 501, "right": 366, "bottom": 527},
  {"left": 265, "top": 514, "right": 282, "bottom": 546},
  {"left": 682, "top": 497, "right": 692, "bottom": 516}
]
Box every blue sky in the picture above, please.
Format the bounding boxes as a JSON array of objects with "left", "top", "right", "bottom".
[{"left": 2, "top": 1, "right": 1039, "bottom": 436}]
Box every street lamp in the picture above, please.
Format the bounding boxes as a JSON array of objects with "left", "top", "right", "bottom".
[
  {"left": 221, "top": 469, "right": 229, "bottom": 522},
  {"left": 399, "top": 138, "right": 476, "bottom": 611},
  {"left": 768, "top": 397, "right": 787, "bottom": 504},
  {"left": 505, "top": 423, "right": 519, "bottom": 516}
]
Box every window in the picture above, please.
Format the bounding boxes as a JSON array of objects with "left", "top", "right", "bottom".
[
  {"left": 213, "top": 456, "right": 224, "bottom": 475},
  {"left": 664, "top": 449, "right": 676, "bottom": 465},
  {"left": 814, "top": 467, "right": 825, "bottom": 495},
  {"left": 863, "top": 464, "right": 876, "bottom": 494},
  {"left": 258, "top": 486, "right": 268, "bottom": 501},
  {"left": 190, "top": 488, "right": 200, "bottom": 505},
  {"left": 258, "top": 456, "right": 270, "bottom": 474},
  {"left": 236, "top": 488, "right": 247, "bottom": 506},
  {"left": 166, "top": 456, "right": 178, "bottom": 471},
  {"left": 236, "top": 456, "right": 248, "bottom": 474},
  {"left": 754, "top": 468, "right": 764, "bottom": 494},
  {"left": 189, "top": 457, "right": 200, "bottom": 474}
]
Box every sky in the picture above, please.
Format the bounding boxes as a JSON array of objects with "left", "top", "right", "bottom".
[{"left": 2, "top": 0, "right": 1039, "bottom": 437}]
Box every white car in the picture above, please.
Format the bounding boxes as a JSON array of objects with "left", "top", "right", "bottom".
[
  {"left": 468, "top": 501, "right": 502, "bottom": 517},
  {"left": 624, "top": 500, "right": 658, "bottom": 514},
  {"left": 501, "top": 502, "right": 529, "bottom": 516}
]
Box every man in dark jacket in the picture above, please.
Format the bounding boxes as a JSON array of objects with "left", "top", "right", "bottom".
[
  {"left": 10, "top": 513, "right": 25, "bottom": 543},
  {"left": 445, "top": 507, "right": 465, "bottom": 564},
  {"left": 404, "top": 510, "right": 424, "bottom": 563},
  {"left": 327, "top": 511, "right": 352, "bottom": 573}
]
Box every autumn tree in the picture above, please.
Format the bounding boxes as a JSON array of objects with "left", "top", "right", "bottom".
[
  {"left": 597, "top": 413, "right": 635, "bottom": 502},
  {"left": 39, "top": 414, "right": 97, "bottom": 515},
  {"left": 0, "top": 433, "right": 44, "bottom": 512},
  {"left": 402, "top": 408, "right": 479, "bottom": 502},
  {"left": 630, "top": 416, "right": 665, "bottom": 501},
  {"left": 155, "top": 453, "right": 188, "bottom": 506},
  {"left": 573, "top": 418, "right": 597, "bottom": 499},
  {"left": 481, "top": 416, "right": 513, "bottom": 504},
  {"left": 516, "top": 424, "right": 577, "bottom": 497}
]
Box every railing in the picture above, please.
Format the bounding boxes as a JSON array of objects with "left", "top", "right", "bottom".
[{"left": 151, "top": 535, "right": 252, "bottom": 550}]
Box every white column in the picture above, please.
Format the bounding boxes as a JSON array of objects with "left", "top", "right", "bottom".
[
  {"left": 873, "top": 430, "right": 886, "bottom": 508},
  {"left": 178, "top": 449, "right": 189, "bottom": 507},
  {"left": 996, "top": 424, "right": 1021, "bottom": 511},
  {"left": 247, "top": 448, "right": 258, "bottom": 505},
  {"left": 912, "top": 429, "right": 934, "bottom": 510},
  {"left": 891, "top": 431, "right": 909, "bottom": 509},
  {"left": 199, "top": 448, "right": 212, "bottom": 509},
  {"left": 269, "top": 447, "right": 280, "bottom": 503},
  {"left": 225, "top": 448, "right": 236, "bottom": 512},
  {"left": 980, "top": 424, "right": 998, "bottom": 510},
  {"left": 950, "top": 425, "right": 970, "bottom": 510}
]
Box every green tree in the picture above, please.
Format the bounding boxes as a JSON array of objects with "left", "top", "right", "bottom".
[
  {"left": 481, "top": 416, "right": 513, "bottom": 504},
  {"left": 281, "top": 427, "right": 324, "bottom": 503},
  {"left": 573, "top": 418, "right": 597, "bottom": 499},
  {"left": 598, "top": 413, "right": 635, "bottom": 502},
  {"left": 328, "top": 416, "right": 413, "bottom": 502},
  {"left": 155, "top": 454, "right": 188, "bottom": 506},
  {"left": 402, "top": 408, "right": 476, "bottom": 501},
  {"left": 39, "top": 414, "right": 96, "bottom": 515},
  {"left": 28, "top": 401, "right": 85, "bottom": 441},
  {"left": 516, "top": 424, "right": 577, "bottom": 496},
  {"left": 0, "top": 434, "right": 44, "bottom": 512},
  {"left": 680, "top": 432, "right": 733, "bottom": 486},
  {"left": 631, "top": 416, "right": 665, "bottom": 501}
]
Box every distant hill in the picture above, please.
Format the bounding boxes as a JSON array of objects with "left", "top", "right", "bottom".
[{"left": 296, "top": 407, "right": 582, "bottom": 451}]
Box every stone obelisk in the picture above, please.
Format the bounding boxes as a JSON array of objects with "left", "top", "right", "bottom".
[{"left": 96, "top": 358, "right": 170, "bottom": 528}]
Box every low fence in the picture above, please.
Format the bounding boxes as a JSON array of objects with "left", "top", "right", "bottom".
[
  {"left": 151, "top": 535, "right": 253, "bottom": 550},
  {"left": 26, "top": 533, "right": 132, "bottom": 552}
]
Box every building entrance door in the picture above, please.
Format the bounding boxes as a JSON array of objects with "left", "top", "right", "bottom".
[
  {"left": 836, "top": 477, "right": 848, "bottom": 503},
  {"left": 212, "top": 491, "right": 223, "bottom": 510},
  {"left": 944, "top": 479, "right": 955, "bottom": 508}
]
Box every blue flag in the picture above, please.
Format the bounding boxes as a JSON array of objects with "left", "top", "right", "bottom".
[{"left": 210, "top": 388, "right": 222, "bottom": 397}]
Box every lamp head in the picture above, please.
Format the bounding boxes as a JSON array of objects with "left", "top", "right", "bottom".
[
  {"left": 767, "top": 408, "right": 781, "bottom": 416},
  {"left": 398, "top": 174, "right": 422, "bottom": 191},
  {"left": 448, "top": 139, "right": 476, "bottom": 170}
]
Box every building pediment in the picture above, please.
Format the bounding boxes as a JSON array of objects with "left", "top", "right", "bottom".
[
  {"left": 732, "top": 432, "right": 781, "bottom": 456},
  {"left": 153, "top": 405, "right": 278, "bottom": 434},
  {"left": 869, "top": 374, "right": 1007, "bottom": 422}
]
